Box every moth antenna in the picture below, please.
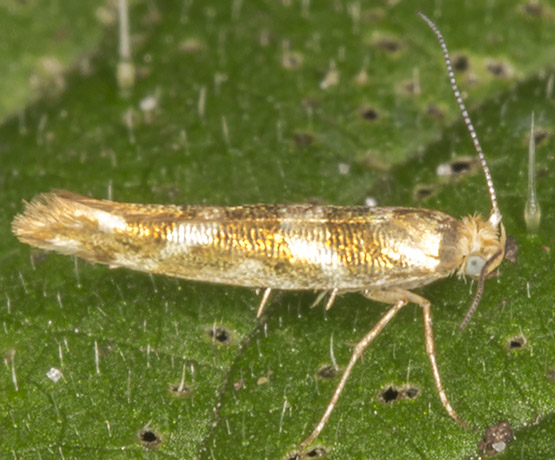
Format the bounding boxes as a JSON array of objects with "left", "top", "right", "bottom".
[{"left": 418, "top": 12, "right": 502, "bottom": 227}]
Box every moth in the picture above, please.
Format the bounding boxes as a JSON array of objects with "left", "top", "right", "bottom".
[{"left": 12, "top": 12, "right": 506, "bottom": 455}]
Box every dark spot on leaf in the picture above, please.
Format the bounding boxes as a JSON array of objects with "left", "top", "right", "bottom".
[
  {"left": 426, "top": 103, "right": 445, "bottom": 120},
  {"left": 208, "top": 327, "right": 231, "bottom": 344},
  {"left": 478, "top": 420, "right": 514, "bottom": 456},
  {"left": 305, "top": 447, "right": 327, "bottom": 457},
  {"left": 376, "top": 38, "right": 400, "bottom": 52},
  {"left": 450, "top": 158, "right": 474, "bottom": 174},
  {"left": 381, "top": 384, "right": 419, "bottom": 403},
  {"left": 486, "top": 60, "right": 508, "bottom": 78},
  {"left": 360, "top": 107, "right": 379, "bottom": 121},
  {"left": 413, "top": 184, "right": 436, "bottom": 201},
  {"left": 453, "top": 55, "right": 469, "bottom": 72},
  {"left": 381, "top": 386, "right": 399, "bottom": 403},
  {"left": 436, "top": 157, "right": 477, "bottom": 178},
  {"left": 139, "top": 429, "right": 162, "bottom": 448},
  {"left": 317, "top": 365, "right": 337, "bottom": 379},
  {"left": 404, "top": 386, "right": 419, "bottom": 399},
  {"left": 534, "top": 129, "right": 550, "bottom": 145},
  {"left": 285, "top": 447, "right": 327, "bottom": 460},
  {"left": 293, "top": 132, "right": 314, "bottom": 146},
  {"left": 508, "top": 336, "right": 526, "bottom": 350},
  {"left": 524, "top": 1, "right": 543, "bottom": 17},
  {"left": 527, "top": 128, "right": 551, "bottom": 147}
]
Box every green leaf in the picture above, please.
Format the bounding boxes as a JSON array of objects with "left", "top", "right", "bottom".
[
  {"left": 0, "top": 0, "right": 108, "bottom": 118},
  {"left": 1, "top": 1, "right": 554, "bottom": 459}
]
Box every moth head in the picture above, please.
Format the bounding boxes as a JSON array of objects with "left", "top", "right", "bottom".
[{"left": 458, "top": 214, "right": 506, "bottom": 279}]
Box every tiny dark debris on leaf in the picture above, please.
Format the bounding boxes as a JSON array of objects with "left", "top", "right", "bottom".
[
  {"left": 305, "top": 447, "right": 327, "bottom": 458},
  {"left": 360, "top": 107, "right": 379, "bottom": 121},
  {"left": 453, "top": 54, "right": 469, "bottom": 72},
  {"left": 436, "top": 157, "right": 478, "bottom": 179},
  {"left": 375, "top": 38, "right": 400, "bottom": 52},
  {"left": 380, "top": 384, "right": 419, "bottom": 403},
  {"left": 317, "top": 365, "right": 337, "bottom": 379},
  {"left": 286, "top": 446, "right": 327, "bottom": 460},
  {"left": 404, "top": 386, "right": 419, "bottom": 399},
  {"left": 208, "top": 326, "right": 231, "bottom": 344},
  {"left": 533, "top": 129, "right": 550, "bottom": 146},
  {"left": 413, "top": 184, "right": 437, "bottom": 201},
  {"left": 478, "top": 420, "right": 514, "bottom": 456},
  {"left": 486, "top": 60, "right": 509, "bottom": 78}
]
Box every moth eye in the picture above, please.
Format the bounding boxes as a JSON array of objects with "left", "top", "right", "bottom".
[{"left": 465, "top": 255, "right": 486, "bottom": 276}]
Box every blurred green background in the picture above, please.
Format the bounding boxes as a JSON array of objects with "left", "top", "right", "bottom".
[{"left": 1, "top": 1, "right": 554, "bottom": 459}]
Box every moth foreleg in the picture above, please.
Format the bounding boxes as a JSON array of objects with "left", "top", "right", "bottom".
[
  {"left": 422, "top": 301, "right": 468, "bottom": 428},
  {"left": 365, "top": 289, "right": 468, "bottom": 428}
]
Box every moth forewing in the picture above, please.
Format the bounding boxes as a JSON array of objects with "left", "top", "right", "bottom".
[{"left": 13, "top": 192, "right": 467, "bottom": 291}]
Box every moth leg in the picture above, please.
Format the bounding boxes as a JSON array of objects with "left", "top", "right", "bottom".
[
  {"left": 310, "top": 290, "right": 328, "bottom": 309},
  {"left": 366, "top": 289, "right": 468, "bottom": 428},
  {"left": 324, "top": 288, "right": 339, "bottom": 311},
  {"left": 256, "top": 287, "right": 272, "bottom": 318},
  {"left": 298, "top": 295, "right": 408, "bottom": 451},
  {"left": 421, "top": 300, "right": 468, "bottom": 428}
]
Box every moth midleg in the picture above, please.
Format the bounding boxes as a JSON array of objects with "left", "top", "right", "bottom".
[{"left": 298, "top": 294, "right": 408, "bottom": 450}]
